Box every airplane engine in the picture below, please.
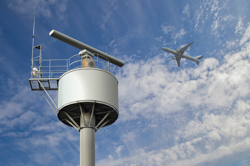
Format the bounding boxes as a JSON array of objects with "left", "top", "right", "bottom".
[{"left": 171, "top": 56, "right": 176, "bottom": 60}]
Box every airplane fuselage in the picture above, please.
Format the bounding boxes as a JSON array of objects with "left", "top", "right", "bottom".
[
  {"left": 162, "top": 47, "right": 176, "bottom": 55},
  {"left": 161, "top": 47, "right": 201, "bottom": 62},
  {"left": 161, "top": 41, "right": 203, "bottom": 67}
]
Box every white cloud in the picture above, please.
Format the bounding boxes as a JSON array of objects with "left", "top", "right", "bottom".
[
  {"left": 240, "top": 25, "right": 250, "bottom": 46},
  {"left": 166, "top": 137, "right": 250, "bottom": 166},
  {"left": 0, "top": 82, "right": 80, "bottom": 164},
  {"left": 30, "top": 152, "right": 55, "bottom": 164},
  {"left": 183, "top": 4, "right": 190, "bottom": 18},
  {"left": 161, "top": 25, "right": 175, "bottom": 35},
  {"left": 194, "top": 0, "right": 228, "bottom": 34},
  {"left": 117, "top": 57, "right": 214, "bottom": 120},
  {"left": 179, "top": 100, "right": 250, "bottom": 139},
  {"left": 115, "top": 145, "right": 125, "bottom": 158},
  {"left": 2, "top": 1, "right": 250, "bottom": 165},
  {"left": 102, "top": 25, "right": 250, "bottom": 165},
  {"left": 161, "top": 24, "right": 186, "bottom": 41},
  {"left": 97, "top": 100, "right": 250, "bottom": 165},
  {"left": 173, "top": 28, "right": 187, "bottom": 40},
  {"left": 106, "top": 26, "right": 144, "bottom": 58},
  {"left": 1, "top": 111, "right": 36, "bottom": 128},
  {"left": 0, "top": 87, "right": 38, "bottom": 121},
  {"left": 117, "top": 27, "right": 250, "bottom": 121},
  {"left": 211, "top": 19, "right": 219, "bottom": 31},
  {"left": 235, "top": 18, "right": 244, "bottom": 35},
  {"left": 8, "top": 0, "right": 68, "bottom": 19},
  {"left": 155, "top": 36, "right": 163, "bottom": 42},
  {"left": 32, "top": 121, "right": 66, "bottom": 132},
  {"left": 99, "top": 0, "right": 118, "bottom": 30}
]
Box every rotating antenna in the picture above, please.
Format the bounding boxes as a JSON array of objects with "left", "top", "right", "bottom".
[{"left": 49, "top": 29, "right": 125, "bottom": 67}]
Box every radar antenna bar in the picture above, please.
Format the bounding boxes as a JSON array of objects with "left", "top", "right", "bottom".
[{"left": 49, "top": 29, "right": 125, "bottom": 67}]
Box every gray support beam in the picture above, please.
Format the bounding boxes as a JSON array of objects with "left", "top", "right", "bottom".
[
  {"left": 64, "top": 112, "right": 80, "bottom": 129},
  {"left": 95, "top": 111, "right": 111, "bottom": 129},
  {"left": 38, "top": 80, "right": 57, "bottom": 108},
  {"left": 65, "top": 119, "right": 79, "bottom": 130},
  {"left": 89, "top": 103, "right": 95, "bottom": 127},
  {"left": 40, "top": 91, "right": 57, "bottom": 115},
  {"left": 79, "top": 104, "right": 87, "bottom": 127},
  {"left": 95, "top": 120, "right": 110, "bottom": 132}
]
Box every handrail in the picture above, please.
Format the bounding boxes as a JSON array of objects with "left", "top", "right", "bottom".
[{"left": 30, "top": 53, "right": 110, "bottom": 79}]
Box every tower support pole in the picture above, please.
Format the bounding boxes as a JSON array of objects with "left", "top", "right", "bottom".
[{"left": 80, "top": 111, "right": 96, "bottom": 166}]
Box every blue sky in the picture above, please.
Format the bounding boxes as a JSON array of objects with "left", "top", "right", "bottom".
[{"left": 1, "top": 0, "right": 250, "bottom": 165}]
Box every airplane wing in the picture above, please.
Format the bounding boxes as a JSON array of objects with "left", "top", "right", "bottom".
[
  {"left": 181, "top": 54, "right": 202, "bottom": 62},
  {"left": 180, "top": 41, "right": 194, "bottom": 53},
  {"left": 176, "top": 59, "right": 181, "bottom": 67}
]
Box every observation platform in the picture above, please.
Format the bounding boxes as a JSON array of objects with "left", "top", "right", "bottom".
[{"left": 29, "top": 53, "right": 110, "bottom": 90}]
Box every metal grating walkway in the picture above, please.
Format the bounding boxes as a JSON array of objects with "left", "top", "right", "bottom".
[{"left": 29, "top": 78, "right": 59, "bottom": 90}]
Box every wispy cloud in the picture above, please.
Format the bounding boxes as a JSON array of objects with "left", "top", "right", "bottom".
[
  {"left": 240, "top": 25, "right": 250, "bottom": 46},
  {"left": 161, "top": 25, "right": 186, "bottom": 43},
  {"left": 182, "top": 4, "right": 190, "bottom": 18},
  {"left": 0, "top": 80, "right": 79, "bottom": 165},
  {"left": 102, "top": 24, "right": 250, "bottom": 165},
  {"left": 118, "top": 32, "right": 250, "bottom": 119},
  {"left": 115, "top": 145, "right": 125, "bottom": 158},
  {"left": 235, "top": 18, "right": 244, "bottom": 35},
  {"left": 8, "top": 0, "right": 68, "bottom": 20},
  {"left": 2, "top": 1, "right": 250, "bottom": 165},
  {"left": 99, "top": 0, "right": 118, "bottom": 30},
  {"left": 173, "top": 28, "right": 187, "bottom": 40},
  {"left": 161, "top": 25, "right": 175, "bottom": 35},
  {"left": 194, "top": 0, "right": 227, "bottom": 33}
]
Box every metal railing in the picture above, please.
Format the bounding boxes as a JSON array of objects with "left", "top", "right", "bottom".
[
  {"left": 30, "top": 53, "right": 110, "bottom": 79},
  {"left": 68, "top": 53, "right": 110, "bottom": 71}
]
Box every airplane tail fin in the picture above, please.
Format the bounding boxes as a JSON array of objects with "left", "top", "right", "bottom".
[{"left": 196, "top": 55, "right": 203, "bottom": 65}]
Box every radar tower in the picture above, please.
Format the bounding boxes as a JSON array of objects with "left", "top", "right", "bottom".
[{"left": 29, "top": 27, "right": 124, "bottom": 166}]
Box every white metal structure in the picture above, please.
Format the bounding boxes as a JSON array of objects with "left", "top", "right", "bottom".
[{"left": 29, "top": 28, "right": 124, "bottom": 166}]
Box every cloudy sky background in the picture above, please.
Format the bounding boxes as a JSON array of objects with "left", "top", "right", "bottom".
[{"left": 1, "top": 0, "right": 250, "bottom": 165}]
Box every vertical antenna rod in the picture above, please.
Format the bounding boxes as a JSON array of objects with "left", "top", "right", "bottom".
[{"left": 31, "top": 11, "right": 35, "bottom": 72}]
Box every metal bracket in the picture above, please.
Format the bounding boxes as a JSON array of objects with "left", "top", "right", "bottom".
[
  {"left": 65, "top": 119, "right": 79, "bottom": 130},
  {"left": 95, "top": 111, "right": 112, "bottom": 131},
  {"left": 64, "top": 112, "right": 80, "bottom": 129},
  {"left": 89, "top": 103, "right": 95, "bottom": 127},
  {"left": 79, "top": 104, "right": 87, "bottom": 127},
  {"left": 38, "top": 80, "right": 57, "bottom": 115},
  {"left": 95, "top": 120, "right": 110, "bottom": 132}
]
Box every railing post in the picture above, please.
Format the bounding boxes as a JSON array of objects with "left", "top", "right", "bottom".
[
  {"left": 67, "top": 59, "right": 69, "bottom": 71},
  {"left": 97, "top": 55, "right": 99, "bottom": 69},
  {"left": 49, "top": 60, "right": 51, "bottom": 78}
]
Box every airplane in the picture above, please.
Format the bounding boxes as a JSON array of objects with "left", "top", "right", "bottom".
[{"left": 161, "top": 41, "right": 203, "bottom": 67}]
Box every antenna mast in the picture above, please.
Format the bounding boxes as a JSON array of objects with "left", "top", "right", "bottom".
[{"left": 31, "top": 11, "right": 35, "bottom": 72}]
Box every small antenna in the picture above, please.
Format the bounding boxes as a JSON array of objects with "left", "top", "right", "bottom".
[{"left": 31, "top": 11, "right": 35, "bottom": 71}]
